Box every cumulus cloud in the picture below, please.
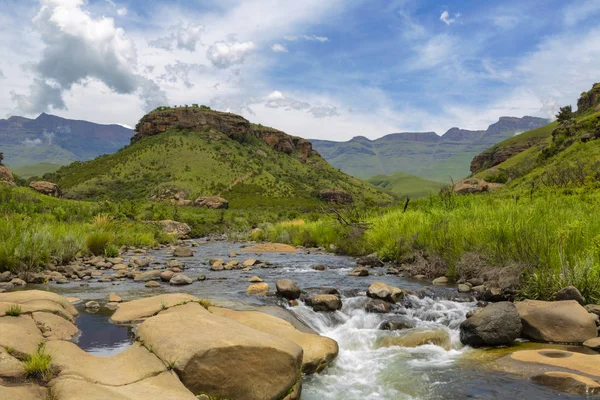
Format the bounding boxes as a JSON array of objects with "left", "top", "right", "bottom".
[
  {"left": 11, "top": 0, "right": 166, "bottom": 114},
  {"left": 284, "top": 34, "right": 328, "bottom": 42},
  {"left": 440, "top": 11, "right": 461, "bottom": 25},
  {"left": 207, "top": 40, "right": 255, "bottom": 69},
  {"left": 0, "top": 69, "right": 4, "bottom": 79},
  {"left": 271, "top": 43, "right": 288, "bottom": 53},
  {"left": 264, "top": 91, "right": 339, "bottom": 118},
  {"left": 23, "top": 138, "right": 43, "bottom": 146},
  {"left": 149, "top": 23, "right": 205, "bottom": 52},
  {"left": 117, "top": 7, "right": 127, "bottom": 16},
  {"left": 160, "top": 61, "right": 209, "bottom": 88}
]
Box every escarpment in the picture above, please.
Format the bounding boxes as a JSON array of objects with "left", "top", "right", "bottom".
[{"left": 132, "top": 106, "right": 313, "bottom": 158}]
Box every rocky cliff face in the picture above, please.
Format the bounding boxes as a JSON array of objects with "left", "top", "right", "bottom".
[
  {"left": 577, "top": 83, "right": 600, "bottom": 114},
  {"left": 133, "top": 107, "right": 313, "bottom": 158}
]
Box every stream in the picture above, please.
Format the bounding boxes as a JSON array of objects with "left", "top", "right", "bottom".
[{"left": 35, "top": 239, "right": 597, "bottom": 399}]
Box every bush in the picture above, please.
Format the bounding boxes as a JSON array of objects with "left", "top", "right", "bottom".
[
  {"left": 556, "top": 105, "right": 574, "bottom": 122},
  {"left": 86, "top": 231, "right": 113, "bottom": 256},
  {"left": 104, "top": 244, "right": 120, "bottom": 258}
]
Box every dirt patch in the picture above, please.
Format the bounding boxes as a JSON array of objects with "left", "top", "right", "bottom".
[{"left": 399, "top": 251, "right": 448, "bottom": 278}]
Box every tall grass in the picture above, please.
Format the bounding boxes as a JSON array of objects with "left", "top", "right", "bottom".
[{"left": 258, "top": 189, "right": 600, "bottom": 301}]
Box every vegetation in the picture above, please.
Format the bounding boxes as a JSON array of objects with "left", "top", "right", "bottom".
[
  {"left": 5, "top": 303, "right": 22, "bottom": 316},
  {"left": 11, "top": 163, "right": 63, "bottom": 179},
  {"left": 367, "top": 171, "right": 445, "bottom": 199},
  {"left": 556, "top": 105, "right": 574, "bottom": 122},
  {"left": 23, "top": 344, "right": 53, "bottom": 381}
]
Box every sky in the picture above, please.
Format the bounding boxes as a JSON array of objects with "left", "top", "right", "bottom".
[{"left": 1, "top": 0, "right": 600, "bottom": 141}]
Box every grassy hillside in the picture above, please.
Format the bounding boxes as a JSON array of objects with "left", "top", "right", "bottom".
[
  {"left": 367, "top": 171, "right": 445, "bottom": 199},
  {"left": 11, "top": 163, "right": 63, "bottom": 179},
  {"left": 48, "top": 119, "right": 394, "bottom": 208}
]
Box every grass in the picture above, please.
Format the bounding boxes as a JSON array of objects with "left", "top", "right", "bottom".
[
  {"left": 367, "top": 171, "right": 445, "bottom": 199},
  {"left": 5, "top": 304, "right": 22, "bottom": 316},
  {"left": 10, "top": 163, "right": 64, "bottom": 179},
  {"left": 23, "top": 344, "right": 53, "bottom": 381}
]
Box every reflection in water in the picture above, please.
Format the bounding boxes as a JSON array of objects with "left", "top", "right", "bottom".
[{"left": 73, "top": 306, "right": 134, "bottom": 357}]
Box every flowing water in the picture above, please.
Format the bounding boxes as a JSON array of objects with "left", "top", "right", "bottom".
[{"left": 35, "top": 239, "right": 597, "bottom": 399}]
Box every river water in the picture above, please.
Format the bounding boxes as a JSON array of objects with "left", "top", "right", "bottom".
[{"left": 39, "top": 239, "right": 596, "bottom": 399}]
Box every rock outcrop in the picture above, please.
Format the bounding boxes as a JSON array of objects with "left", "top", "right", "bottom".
[
  {"left": 515, "top": 300, "right": 598, "bottom": 343},
  {"left": 318, "top": 189, "right": 353, "bottom": 205},
  {"left": 577, "top": 82, "right": 600, "bottom": 114},
  {"left": 29, "top": 181, "right": 62, "bottom": 197},
  {"left": 132, "top": 107, "right": 314, "bottom": 158},
  {"left": 156, "top": 220, "right": 191, "bottom": 237},
  {"left": 0, "top": 166, "right": 15, "bottom": 186},
  {"left": 453, "top": 178, "right": 504, "bottom": 194},
  {"left": 460, "top": 302, "right": 522, "bottom": 347},
  {"left": 194, "top": 196, "right": 229, "bottom": 209}
]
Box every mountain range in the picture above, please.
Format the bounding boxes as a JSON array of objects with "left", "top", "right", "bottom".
[
  {"left": 311, "top": 116, "right": 550, "bottom": 182},
  {"left": 0, "top": 113, "right": 132, "bottom": 167}
]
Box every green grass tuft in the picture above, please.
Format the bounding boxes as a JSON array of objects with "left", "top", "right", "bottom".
[
  {"left": 23, "top": 344, "right": 52, "bottom": 381},
  {"left": 5, "top": 304, "right": 22, "bottom": 317}
]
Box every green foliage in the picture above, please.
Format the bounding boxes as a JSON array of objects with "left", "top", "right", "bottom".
[
  {"left": 104, "top": 244, "right": 120, "bottom": 258},
  {"left": 23, "top": 344, "right": 53, "bottom": 381},
  {"left": 367, "top": 171, "right": 444, "bottom": 199},
  {"left": 86, "top": 231, "right": 113, "bottom": 256},
  {"left": 5, "top": 304, "right": 22, "bottom": 316},
  {"left": 556, "top": 105, "right": 574, "bottom": 122},
  {"left": 484, "top": 169, "right": 509, "bottom": 184}
]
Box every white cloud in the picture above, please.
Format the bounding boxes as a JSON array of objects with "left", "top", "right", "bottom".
[
  {"left": 206, "top": 40, "right": 255, "bottom": 69},
  {"left": 271, "top": 43, "right": 288, "bottom": 53},
  {"left": 11, "top": 0, "right": 166, "bottom": 114},
  {"left": 283, "top": 34, "right": 329, "bottom": 42},
  {"left": 564, "top": 1, "right": 600, "bottom": 26},
  {"left": 0, "top": 69, "right": 4, "bottom": 79},
  {"left": 159, "top": 61, "right": 209, "bottom": 88},
  {"left": 411, "top": 34, "right": 456, "bottom": 69},
  {"left": 23, "top": 138, "right": 43, "bottom": 146},
  {"left": 149, "top": 23, "right": 205, "bottom": 52},
  {"left": 440, "top": 10, "right": 461, "bottom": 25},
  {"left": 117, "top": 7, "right": 127, "bottom": 16}
]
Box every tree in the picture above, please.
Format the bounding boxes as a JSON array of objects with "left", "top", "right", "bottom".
[{"left": 556, "top": 105, "right": 573, "bottom": 122}]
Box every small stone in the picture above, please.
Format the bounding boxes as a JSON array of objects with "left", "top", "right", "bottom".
[
  {"left": 160, "top": 270, "right": 175, "bottom": 282},
  {"left": 197, "top": 274, "right": 206, "bottom": 281},
  {"left": 9, "top": 278, "right": 26, "bottom": 286},
  {"left": 413, "top": 274, "right": 426, "bottom": 279},
  {"left": 583, "top": 337, "right": 600, "bottom": 351},
  {"left": 365, "top": 299, "right": 391, "bottom": 313},
  {"left": 432, "top": 276, "right": 448, "bottom": 285},
  {"left": 85, "top": 301, "right": 100, "bottom": 309},
  {"left": 242, "top": 259, "right": 257, "bottom": 267},
  {"left": 246, "top": 283, "right": 269, "bottom": 295},
  {"left": 349, "top": 267, "right": 369, "bottom": 277},
  {"left": 166, "top": 260, "right": 182, "bottom": 268},
  {"left": 310, "top": 294, "right": 342, "bottom": 312},
  {"left": 228, "top": 251, "right": 237, "bottom": 258},
  {"left": 109, "top": 293, "right": 122, "bottom": 303},
  {"left": 173, "top": 247, "right": 193, "bottom": 257},
  {"left": 145, "top": 281, "right": 160, "bottom": 288},
  {"left": 248, "top": 276, "right": 263, "bottom": 283},
  {"left": 276, "top": 279, "right": 301, "bottom": 300},
  {"left": 312, "top": 265, "right": 326, "bottom": 271},
  {"left": 169, "top": 274, "right": 193, "bottom": 286},
  {"left": 458, "top": 284, "right": 471, "bottom": 293}
]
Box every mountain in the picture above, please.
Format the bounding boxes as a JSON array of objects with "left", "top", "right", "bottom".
[
  {"left": 471, "top": 83, "right": 600, "bottom": 189},
  {"left": 311, "top": 116, "right": 550, "bottom": 182},
  {"left": 0, "top": 113, "right": 132, "bottom": 167},
  {"left": 367, "top": 171, "right": 445, "bottom": 199},
  {"left": 47, "top": 106, "right": 394, "bottom": 207}
]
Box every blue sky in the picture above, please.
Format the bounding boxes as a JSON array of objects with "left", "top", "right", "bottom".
[{"left": 1, "top": 0, "right": 600, "bottom": 140}]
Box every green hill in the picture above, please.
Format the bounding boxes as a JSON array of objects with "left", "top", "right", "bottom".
[
  {"left": 472, "top": 83, "right": 600, "bottom": 189},
  {"left": 312, "top": 116, "right": 549, "bottom": 182},
  {"left": 367, "top": 171, "right": 445, "bottom": 199},
  {"left": 11, "top": 163, "right": 63, "bottom": 179},
  {"left": 47, "top": 107, "right": 394, "bottom": 208}
]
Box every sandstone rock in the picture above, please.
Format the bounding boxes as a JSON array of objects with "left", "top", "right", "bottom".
[
  {"left": 0, "top": 384, "right": 46, "bottom": 400},
  {"left": 10, "top": 278, "right": 26, "bottom": 286},
  {"left": 310, "top": 294, "right": 341, "bottom": 312},
  {"left": 210, "top": 307, "right": 338, "bottom": 374},
  {"left": 349, "top": 267, "right": 369, "bottom": 276},
  {"left": 145, "top": 281, "right": 160, "bottom": 288},
  {"left": 276, "top": 279, "right": 301, "bottom": 300},
  {"left": 532, "top": 371, "right": 600, "bottom": 395},
  {"left": 376, "top": 327, "right": 451, "bottom": 350},
  {"left": 166, "top": 260, "right": 182, "bottom": 268},
  {"left": 169, "top": 273, "right": 193, "bottom": 285},
  {"left": 0, "top": 290, "right": 78, "bottom": 319},
  {"left": 173, "top": 246, "right": 193, "bottom": 257},
  {"left": 365, "top": 299, "right": 392, "bottom": 313},
  {"left": 357, "top": 253, "right": 383, "bottom": 267},
  {"left": 85, "top": 301, "right": 100, "bottom": 309},
  {"left": 367, "top": 281, "right": 404, "bottom": 304},
  {"left": 516, "top": 300, "right": 598, "bottom": 343},
  {"left": 458, "top": 284, "right": 471, "bottom": 293},
  {"left": 133, "top": 270, "right": 161, "bottom": 282},
  {"left": 243, "top": 243, "right": 299, "bottom": 253},
  {"left": 0, "top": 315, "right": 45, "bottom": 358},
  {"left": 156, "top": 220, "right": 191, "bottom": 238},
  {"left": 228, "top": 251, "right": 237, "bottom": 258},
  {"left": 460, "top": 302, "right": 521, "bottom": 347},
  {"left": 194, "top": 196, "right": 229, "bottom": 209},
  {"left": 136, "top": 302, "right": 302, "bottom": 400},
  {"left": 32, "top": 311, "right": 78, "bottom": 340},
  {"left": 110, "top": 293, "right": 198, "bottom": 324},
  {"left": 29, "top": 181, "right": 61, "bottom": 197},
  {"left": 242, "top": 258, "right": 257, "bottom": 267},
  {"left": 0, "top": 165, "right": 15, "bottom": 186},
  {"left": 198, "top": 274, "right": 206, "bottom": 281},
  {"left": 584, "top": 337, "right": 600, "bottom": 351},
  {"left": 432, "top": 276, "right": 448, "bottom": 285},
  {"left": 453, "top": 178, "right": 504, "bottom": 194},
  {"left": 249, "top": 276, "right": 263, "bottom": 283},
  {"left": 586, "top": 304, "right": 600, "bottom": 317},
  {"left": 109, "top": 293, "right": 122, "bottom": 303},
  {"left": 0, "top": 271, "right": 12, "bottom": 282},
  {"left": 160, "top": 270, "right": 175, "bottom": 282},
  {"left": 0, "top": 346, "right": 23, "bottom": 379},
  {"left": 247, "top": 283, "right": 270, "bottom": 295},
  {"left": 511, "top": 349, "right": 600, "bottom": 381},
  {"left": 553, "top": 286, "right": 585, "bottom": 305}
]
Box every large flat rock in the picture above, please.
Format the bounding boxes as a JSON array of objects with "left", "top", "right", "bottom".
[
  {"left": 49, "top": 371, "right": 197, "bottom": 400},
  {"left": 210, "top": 307, "right": 338, "bottom": 374},
  {"left": 110, "top": 293, "right": 198, "bottom": 324},
  {"left": 511, "top": 349, "right": 600, "bottom": 378},
  {"left": 0, "top": 315, "right": 44, "bottom": 358},
  {"left": 46, "top": 341, "right": 166, "bottom": 386},
  {"left": 242, "top": 243, "right": 299, "bottom": 253},
  {"left": 0, "top": 384, "right": 47, "bottom": 400},
  {"left": 0, "top": 290, "right": 78, "bottom": 317},
  {"left": 31, "top": 312, "right": 78, "bottom": 340},
  {"left": 137, "top": 302, "right": 303, "bottom": 400},
  {"left": 0, "top": 347, "right": 24, "bottom": 379}
]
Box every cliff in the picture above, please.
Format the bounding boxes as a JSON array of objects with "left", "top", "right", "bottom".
[{"left": 133, "top": 107, "right": 313, "bottom": 158}]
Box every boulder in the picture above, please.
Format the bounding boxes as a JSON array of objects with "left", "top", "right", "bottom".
[
  {"left": 145, "top": 281, "right": 160, "bottom": 288},
  {"left": 532, "top": 371, "right": 600, "bottom": 395},
  {"left": 318, "top": 189, "right": 353, "bottom": 205},
  {"left": 460, "top": 302, "right": 522, "bottom": 347},
  {"left": 0, "top": 166, "right": 15, "bottom": 186},
  {"left": 110, "top": 293, "right": 198, "bottom": 324},
  {"left": 136, "top": 303, "right": 302, "bottom": 400},
  {"left": 376, "top": 327, "right": 451, "bottom": 350},
  {"left": 367, "top": 281, "right": 404, "bottom": 304},
  {"left": 586, "top": 304, "right": 600, "bottom": 317},
  {"left": 242, "top": 258, "right": 258, "bottom": 267},
  {"left": 210, "top": 307, "right": 338, "bottom": 374},
  {"left": 453, "top": 178, "right": 504, "bottom": 194},
  {"left": 365, "top": 299, "right": 392, "bottom": 314},
  {"left": 432, "top": 276, "right": 448, "bottom": 285},
  {"left": 553, "top": 286, "right": 585, "bottom": 305},
  {"left": 109, "top": 293, "right": 122, "bottom": 303},
  {"left": 194, "top": 196, "right": 229, "bottom": 209},
  {"left": 156, "top": 220, "right": 191, "bottom": 238},
  {"left": 173, "top": 246, "right": 193, "bottom": 257},
  {"left": 584, "top": 337, "right": 600, "bottom": 352},
  {"left": 511, "top": 349, "right": 600, "bottom": 384},
  {"left": 515, "top": 300, "right": 598, "bottom": 343},
  {"left": 0, "top": 315, "right": 45, "bottom": 358},
  {"left": 357, "top": 253, "right": 383, "bottom": 267},
  {"left": 29, "top": 181, "right": 61, "bottom": 197},
  {"left": 32, "top": 311, "right": 78, "bottom": 340},
  {"left": 247, "top": 283, "right": 270, "bottom": 295},
  {"left": 349, "top": 267, "right": 369, "bottom": 277},
  {"left": 458, "top": 284, "right": 471, "bottom": 293},
  {"left": 378, "top": 316, "right": 416, "bottom": 331},
  {"left": 169, "top": 273, "right": 193, "bottom": 286},
  {"left": 276, "top": 279, "right": 301, "bottom": 300},
  {"left": 133, "top": 270, "right": 161, "bottom": 282},
  {"left": 160, "top": 270, "right": 175, "bottom": 282},
  {"left": 0, "top": 384, "right": 46, "bottom": 400},
  {"left": 249, "top": 276, "right": 263, "bottom": 283},
  {"left": 243, "top": 243, "right": 299, "bottom": 253},
  {"left": 310, "top": 294, "right": 341, "bottom": 312}
]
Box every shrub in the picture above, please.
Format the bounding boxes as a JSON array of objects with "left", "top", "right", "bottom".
[
  {"left": 556, "top": 105, "right": 574, "bottom": 122},
  {"left": 86, "top": 231, "right": 113, "bottom": 256},
  {"left": 104, "top": 244, "right": 120, "bottom": 258},
  {"left": 23, "top": 344, "right": 52, "bottom": 380}
]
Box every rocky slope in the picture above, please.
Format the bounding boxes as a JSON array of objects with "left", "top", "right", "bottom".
[
  {"left": 47, "top": 107, "right": 393, "bottom": 206},
  {"left": 312, "top": 116, "right": 549, "bottom": 182},
  {"left": 0, "top": 113, "right": 132, "bottom": 167}
]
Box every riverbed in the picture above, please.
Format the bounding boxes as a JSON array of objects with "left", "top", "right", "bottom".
[{"left": 34, "top": 239, "right": 597, "bottom": 399}]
